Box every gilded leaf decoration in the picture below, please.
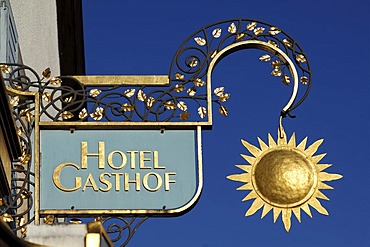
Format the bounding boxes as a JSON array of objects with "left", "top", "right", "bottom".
[
  {"left": 212, "top": 28, "right": 222, "bottom": 38},
  {"left": 146, "top": 97, "right": 155, "bottom": 108},
  {"left": 62, "top": 111, "right": 74, "bottom": 120},
  {"left": 194, "top": 37, "right": 206, "bottom": 46},
  {"left": 137, "top": 90, "right": 147, "bottom": 101},
  {"left": 0, "top": 64, "right": 11, "bottom": 74},
  {"left": 228, "top": 23, "right": 237, "bottom": 34},
  {"left": 9, "top": 96, "right": 19, "bottom": 107},
  {"left": 173, "top": 84, "right": 185, "bottom": 92},
  {"left": 187, "top": 87, "right": 196, "bottom": 96},
  {"left": 269, "top": 27, "right": 281, "bottom": 35},
  {"left": 259, "top": 54, "right": 271, "bottom": 62},
  {"left": 254, "top": 27, "right": 265, "bottom": 35},
  {"left": 177, "top": 101, "right": 188, "bottom": 111},
  {"left": 42, "top": 67, "right": 51, "bottom": 79},
  {"left": 219, "top": 105, "right": 229, "bottom": 116},
  {"left": 78, "top": 108, "right": 87, "bottom": 120},
  {"left": 121, "top": 103, "right": 134, "bottom": 112},
  {"left": 198, "top": 106, "right": 207, "bottom": 119},
  {"left": 124, "top": 89, "right": 136, "bottom": 97},
  {"left": 246, "top": 22, "right": 257, "bottom": 30},
  {"left": 50, "top": 77, "right": 62, "bottom": 85},
  {"left": 164, "top": 101, "right": 176, "bottom": 110},
  {"left": 175, "top": 72, "right": 184, "bottom": 80},
  {"left": 89, "top": 89, "right": 102, "bottom": 98},
  {"left": 282, "top": 75, "right": 290, "bottom": 86},
  {"left": 300, "top": 76, "right": 308, "bottom": 85},
  {"left": 180, "top": 112, "right": 190, "bottom": 120},
  {"left": 42, "top": 92, "right": 51, "bottom": 102},
  {"left": 194, "top": 78, "right": 205, "bottom": 87},
  {"left": 214, "top": 87, "right": 225, "bottom": 96}
]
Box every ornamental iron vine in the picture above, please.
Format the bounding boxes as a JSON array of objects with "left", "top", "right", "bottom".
[{"left": 0, "top": 18, "right": 312, "bottom": 246}]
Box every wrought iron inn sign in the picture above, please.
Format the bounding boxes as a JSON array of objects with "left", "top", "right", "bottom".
[{"left": 0, "top": 19, "right": 341, "bottom": 243}]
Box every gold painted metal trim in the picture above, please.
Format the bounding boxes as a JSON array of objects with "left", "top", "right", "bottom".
[
  {"left": 86, "top": 222, "right": 114, "bottom": 247},
  {"left": 38, "top": 126, "right": 203, "bottom": 217},
  {"left": 206, "top": 40, "right": 299, "bottom": 116},
  {"left": 70, "top": 75, "right": 169, "bottom": 86}
]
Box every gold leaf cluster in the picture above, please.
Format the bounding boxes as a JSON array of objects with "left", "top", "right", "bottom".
[
  {"left": 194, "top": 78, "right": 205, "bottom": 87},
  {"left": 9, "top": 96, "right": 19, "bottom": 107},
  {"left": 173, "top": 84, "right": 185, "bottom": 93},
  {"left": 89, "top": 107, "right": 104, "bottom": 120},
  {"left": 0, "top": 64, "right": 11, "bottom": 74},
  {"left": 228, "top": 23, "right": 237, "bottom": 34},
  {"left": 194, "top": 37, "right": 206, "bottom": 46},
  {"left": 121, "top": 103, "right": 134, "bottom": 112},
  {"left": 124, "top": 88, "right": 136, "bottom": 97},
  {"left": 146, "top": 97, "right": 155, "bottom": 108},
  {"left": 164, "top": 101, "right": 176, "bottom": 110},
  {"left": 62, "top": 111, "right": 74, "bottom": 120},
  {"left": 89, "top": 89, "right": 101, "bottom": 98}
]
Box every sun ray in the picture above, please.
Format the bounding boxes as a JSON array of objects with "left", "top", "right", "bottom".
[
  {"left": 236, "top": 183, "right": 253, "bottom": 191},
  {"left": 240, "top": 154, "right": 256, "bottom": 165},
  {"left": 308, "top": 197, "right": 328, "bottom": 215},
  {"left": 241, "top": 139, "right": 261, "bottom": 157},
  {"left": 242, "top": 190, "right": 258, "bottom": 201},
  {"left": 245, "top": 198, "right": 264, "bottom": 216},
  {"left": 273, "top": 207, "right": 282, "bottom": 223},
  {"left": 277, "top": 130, "right": 287, "bottom": 145},
  {"left": 257, "top": 137, "right": 268, "bottom": 151},
  {"left": 235, "top": 164, "right": 252, "bottom": 173},
  {"left": 314, "top": 190, "right": 329, "bottom": 200},
  {"left": 301, "top": 203, "right": 312, "bottom": 218},
  {"left": 292, "top": 207, "right": 301, "bottom": 222},
  {"left": 311, "top": 153, "right": 326, "bottom": 163},
  {"left": 297, "top": 137, "right": 308, "bottom": 150},
  {"left": 318, "top": 182, "right": 333, "bottom": 190},
  {"left": 305, "top": 139, "right": 324, "bottom": 156},
  {"left": 288, "top": 132, "right": 296, "bottom": 146},
  {"left": 319, "top": 172, "right": 343, "bottom": 181},
  {"left": 227, "top": 173, "right": 250, "bottom": 183},
  {"left": 317, "top": 164, "right": 332, "bottom": 172},
  {"left": 261, "top": 204, "right": 273, "bottom": 219},
  {"left": 268, "top": 133, "right": 277, "bottom": 147},
  {"left": 282, "top": 209, "right": 292, "bottom": 232}
]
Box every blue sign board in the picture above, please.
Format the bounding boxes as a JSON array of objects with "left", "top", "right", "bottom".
[{"left": 39, "top": 129, "right": 200, "bottom": 215}]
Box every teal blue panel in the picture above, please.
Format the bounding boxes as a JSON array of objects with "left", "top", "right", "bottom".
[{"left": 40, "top": 130, "right": 197, "bottom": 211}]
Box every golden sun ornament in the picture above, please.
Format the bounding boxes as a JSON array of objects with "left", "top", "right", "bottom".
[{"left": 227, "top": 125, "right": 342, "bottom": 232}]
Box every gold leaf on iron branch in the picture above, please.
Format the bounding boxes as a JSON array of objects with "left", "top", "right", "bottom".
[
  {"left": 164, "top": 101, "right": 176, "bottom": 110},
  {"left": 1, "top": 213, "right": 13, "bottom": 222},
  {"left": 26, "top": 111, "right": 34, "bottom": 123},
  {"left": 194, "top": 78, "right": 205, "bottom": 87},
  {"left": 124, "top": 88, "right": 136, "bottom": 98},
  {"left": 64, "top": 96, "right": 73, "bottom": 103},
  {"left": 271, "top": 60, "right": 282, "bottom": 68},
  {"left": 269, "top": 27, "right": 281, "bottom": 35},
  {"left": 121, "top": 103, "right": 134, "bottom": 112},
  {"left": 210, "top": 50, "right": 218, "bottom": 59},
  {"left": 180, "top": 111, "right": 190, "bottom": 120},
  {"left": 146, "top": 97, "right": 155, "bottom": 108},
  {"left": 78, "top": 108, "right": 87, "bottom": 120},
  {"left": 219, "top": 93, "right": 230, "bottom": 102},
  {"left": 246, "top": 22, "right": 257, "bottom": 30},
  {"left": 214, "top": 87, "right": 225, "bottom": 97},
  {"left": 300, "top": 76, "right": 308, "bottom": 85},
  {"left": 62, "top": 111, "right": 74, "bottom": 120},
  {"left": 271, "top": 69, "right": 282, "bottom": 77},
  {"left": 0, "top": 64, "right": 11, "bottom": 74},
  {"left": 283, "top": 39, "right": 293, "bottom": 47},
  {"left": 187, "top": 87, "right": 196, "bottom": 96},
  {"left": 42, "top": 92, "right": 51, "bottom": 102},
  {"left": 198, "top": 106, "right": 207, "bottom": 119},
  {"left": 9, "top": 96, "right": 19, "bottom": 107},
  {"left": 42, "top": 67, "right": 51, "bottom": 79},
  {"left": 89, "top": 89, "right": 101, "bottom": 98},
  {"left": 296, "top": 54, "right": 307, "bottom": 63},
  {"left": 194, "top": 37, "right": 206, "bottom": 46},
  {"left": 173, "top": 84, "right": 185, "bottom": 92},
  {"left": 89, "top": 107, "right": 104, "bottom": 121},
  {"left": 212, "top": 28, "right": 222, "bottom": 38},
  {"left": 177, "top": 101, "right": 188, "bottom": 111},
  {"left": 236, "top": 33, "right": 246, "bottom": 40},
  {"left": 259, "top": 54, "right": 271, "bottom": 62},
  {"left": 188, "top": 58, "right": 198, "bottom": 68},
  {"left": 137, "top": 90, "right": 147, "bottom": 101},
  {"left": 228, "top": 23, "right": 237, "bottom": 34},
  {"left": 254, "top": 27, "right": 265, "bottom": 35},
  {"left": 219, "top": 105, "right": 229, "bottom": 117},
  {"left": 268, "top": 40, "right": 279, "bottom": 47},
  {"left": 50, "top": 77, "right": 62, "bottom": 85},
  {"left": 282, "top": 74, "right": 290, "bottom": 86},
  {"left": 175, "top": 72, "right": 184, "bottom": 80}
]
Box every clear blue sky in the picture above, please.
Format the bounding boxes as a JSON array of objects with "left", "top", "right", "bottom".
[{"left": 82, "top": 0, "right": 370, "bottom": 246}]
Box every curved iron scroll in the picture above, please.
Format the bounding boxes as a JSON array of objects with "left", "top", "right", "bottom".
[{"left": 0, "top": 18, "right": 312, "bottom": 245}]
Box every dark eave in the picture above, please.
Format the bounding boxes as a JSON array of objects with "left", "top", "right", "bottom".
[{"left": 56, "top": 0, "right": 86, "bottom": 76}]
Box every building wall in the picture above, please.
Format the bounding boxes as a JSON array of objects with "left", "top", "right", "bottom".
[{"left": 10, "top": 0, "right": 60, "bottom": 75}]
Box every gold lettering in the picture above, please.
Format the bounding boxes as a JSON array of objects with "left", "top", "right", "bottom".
[
  {"left": 153, "top": 151, "right": 165, "bottom": 169},
  {"left": 99, "top": 173, "right": 112, "bottom": 192},
  {"left": 53, "top": 163, "right": 81, "bottom": 192},
  {"left": 81, "top": 142, "right": 105, "bottom": 169},
  {"left": 164, "top": 172, "right": 176, "bottom": 191},
  {"left": 124, "top": 173, "right": 140, "bottom": 191},
  {"left": 127, "top": 151, "right": 138, "bottom": 169},
  {"left": 107, "top": 150, "right": 127, "bottom": 169},
  {"left": 82, "top": 173, "right": 99, "bottom": 191},
  {"left": 139, "top": 151, "right": 151, "bottom": 169},
  {"left": 143, "top": 172, "right": 162, "bottom": 192},
  {"left": 111, "top": 173, "right": 123, "bottom": 191}
]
